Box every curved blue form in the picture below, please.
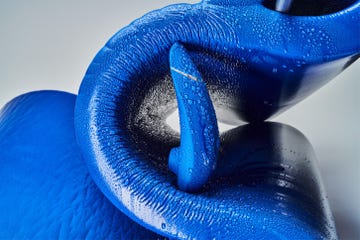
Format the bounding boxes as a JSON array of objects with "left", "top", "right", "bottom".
[
  {"left": 0, "top": 91, "right": 160, "bottom": 239},
  {"left": 75, "top": 0, "right": 358, "bottom": 238},
  {"left": 169, "top": 43, "right": 220, "bottom": 192}
]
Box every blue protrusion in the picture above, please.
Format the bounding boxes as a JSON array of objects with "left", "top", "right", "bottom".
[{"left": 169, "top": 43, "right": 220, "bottom": 192}]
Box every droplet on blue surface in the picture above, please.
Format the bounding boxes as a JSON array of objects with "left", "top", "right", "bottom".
[{"left": 203, "top": 153, "right": 210, "bottom": 166}]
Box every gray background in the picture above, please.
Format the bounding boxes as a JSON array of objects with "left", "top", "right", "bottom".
[{"left": 0, "top": 1, "right": 359, "bottom": 239}]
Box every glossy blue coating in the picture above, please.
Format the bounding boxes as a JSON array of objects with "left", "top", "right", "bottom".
[
  {"left": 0, "top": 91, "right": 160, "bottom": 239},
  {"left": 169, "top": 43, "right": 220, "bottom": 192},
  {"left": 74, "top": 0, "right": 358, "bottom": 238}
]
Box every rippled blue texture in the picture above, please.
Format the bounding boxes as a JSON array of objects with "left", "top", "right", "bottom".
[
  {"left": 75, "top": 0, "right": 359, "bottom": 238},
  {"left": 0, "top": 91, "right": 160, "bottom": 239}
]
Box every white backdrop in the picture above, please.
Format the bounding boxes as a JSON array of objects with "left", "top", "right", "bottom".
[{"left": 1, "top": 1, "right": 359, "bottom": 239}]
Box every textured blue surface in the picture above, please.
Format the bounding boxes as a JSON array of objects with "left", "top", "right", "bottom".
[
  {"left": 75, "top": 0, "right": 359, "bottom": 238},
  {"left": 169, "top": 43, "right": 220, "bottom": 192},
  {"left": 0, "top": 91, "right": 160, "bottom": 239}
]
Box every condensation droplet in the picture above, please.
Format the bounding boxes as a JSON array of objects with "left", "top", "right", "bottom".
[
  {"left": 203, "top": 153, "right": 210, "bottom": 166},
  {"left": 161, "top": 223, "right": 166, "bottom": 229}
]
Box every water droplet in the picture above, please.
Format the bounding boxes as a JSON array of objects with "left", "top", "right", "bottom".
[
  {"left": 212, "top": 163, "right": 216, "bottom": 170},
  {"left": 272, "top": 68, "right": 278, "bottom": 73},
  {"left": 203, "top": 153, "right": 210, "bottom": 166},
  {"left": 161, "top": 223, "right": 166, "bottom": 229}
]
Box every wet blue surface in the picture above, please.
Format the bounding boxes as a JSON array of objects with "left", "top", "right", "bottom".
[
  {"left": 76, "top": 97, "right": 338, "bottom": 238},
  {"left": 169, "top": 43, "right": 220, "bottom": 192},
  {"left": 75, "top": 0, "right": 359, "bottom": 238},
  {"left": 1, "top": 0, "right": 358, "bottom": 239}
]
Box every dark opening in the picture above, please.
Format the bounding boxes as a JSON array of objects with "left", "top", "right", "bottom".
[{"left": 263, "top": 0, "right": 357, "bottom": 16}]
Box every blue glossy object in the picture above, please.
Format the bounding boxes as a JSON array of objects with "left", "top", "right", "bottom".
[
  {"left": 0, "top": 91, "right": 160, "bottom": 239},
  {"left": 75, "top": 0, "right": 358, "bottom": 238},
  {"left": 169, "top": 43, "right": 220, "bottom": 192}
]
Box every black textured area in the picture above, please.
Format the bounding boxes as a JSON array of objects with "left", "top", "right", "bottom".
[{"left": 263, "top": 0, "right": 357, "bottom": 16}]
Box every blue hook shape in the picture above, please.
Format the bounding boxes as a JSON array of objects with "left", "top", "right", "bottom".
[{"left": 169, "top": 43, "right": 220, "bottom": 192}]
